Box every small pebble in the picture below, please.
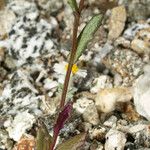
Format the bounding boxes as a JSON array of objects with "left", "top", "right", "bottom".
[
  {"left": 131, "top": 28, "right": 150, "bottom": 54},
  {"left": 73, "top": 97, "right": 94, "bottom": 114},
  {"left": 89, "top": 126, "right": 106, "bottom": 141},
  {"left": 90, "top": 75, "right": 112, "bottom": 94},
  {"left": 114, "top": 37, "right": 130, "bottom": 48},
  {"left": 129, "top": 124, "right": 147, "bottom": 134},
  {"left": 103, "top": 116, "right": 117, "bottom": 127},
  {"left": 83, "top": 104, "right": 100, "bottom": 125},
  {"left": 108, "top": 6, "right": 126, "bottom": 40},
  {"left": 105, "top": 129, "right": 126, "bottom": 150},
  {"left": 124, "top": 22, "right": 149, "bottom": 40},
  {"left": 95, "top": 87, "right": 132, "bottom": 113}
]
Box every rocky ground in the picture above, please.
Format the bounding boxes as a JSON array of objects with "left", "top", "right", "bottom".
[{"left": 0, "top": 0, "right": 150, "bottom": 150}]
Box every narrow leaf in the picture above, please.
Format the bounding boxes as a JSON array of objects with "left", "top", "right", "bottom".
[
  {"left": 74, "top": 14, "right": 103, "bottom": 62},
  {"left": 36, "top": 122, "right": 52, "bottom": 150},
  {"left": 67, "top": 0, "right": 78, "bottom": 12},
  {"left": 56, "top": 133, "right": 86, "bottom": 150}
]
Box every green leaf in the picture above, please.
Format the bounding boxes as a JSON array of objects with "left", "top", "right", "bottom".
[
  {"left": 36, "top": 122, "right": 53, "bottom": 150},
  {"left": 74, "top": 14, "right": 103, "bottom": 62},
  {"left": 67, "top": 0, "right": 78, "bottom": 12},
  {"left": 56, "top": 133, "right": 86, "bottom": 150}
]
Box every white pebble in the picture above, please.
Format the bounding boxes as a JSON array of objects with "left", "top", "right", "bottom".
[
  {"left": 105, "top": 129, "right": 126, "bottom": 150},
  {"left": 4, "top": 111, "right": 35, "bottom": 141},
  {"left": 91, "top": 75, "right": 112, "bottom": 94},
  {"left": 73, "top": 98, "right": 94, "bottom": 114}
]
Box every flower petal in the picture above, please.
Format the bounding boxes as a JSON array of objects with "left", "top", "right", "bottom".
[{"left": 53, "top": 62, "right": 67, "bottom": 75}]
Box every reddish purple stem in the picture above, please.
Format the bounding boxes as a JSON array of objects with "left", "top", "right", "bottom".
[{"left": 50, "top": 102, "right": 73, "bottom": 150}]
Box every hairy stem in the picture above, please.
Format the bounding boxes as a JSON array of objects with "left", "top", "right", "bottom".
[
  {"left": 60, "top": 0, "right": 85, "bottom": 109},
  {"left": 50, "top": 1, "right": 85, "bottom": 150}
]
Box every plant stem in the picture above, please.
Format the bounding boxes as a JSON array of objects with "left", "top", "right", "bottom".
[
  {"left": 60, "top": 0, "right": 85, "bottom": 109},
  {"left": 49, "top": 135, "right": 57, "bottom": 150},
  {"left": 50, "top": 1, "right": 85, "bottom": 150}
]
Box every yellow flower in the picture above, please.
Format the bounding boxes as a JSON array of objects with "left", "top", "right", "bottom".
[
  {"left": 65, "top": 64, "right": 79, "bottom": 74},
  {"left": 53, "top": 61, "right": 87, "bottom": 84}
]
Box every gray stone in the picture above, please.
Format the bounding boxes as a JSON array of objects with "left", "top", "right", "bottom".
[{"left": 119, "top": 0, "right": 150, "bottom": 21}]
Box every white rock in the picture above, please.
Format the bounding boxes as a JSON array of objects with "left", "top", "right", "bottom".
[
  {"left": 83, "top": 104, "right": 100, "bottom": 125},
  {"left": 95, "top": 87, "right": 132, "bottom": 113},
  {"left": 4, "top": 111, "right": 35, "bottom": 141},
  {"left": 0, "top": 1, "right": 58, "bottom": 67},
  {"left": 129, "top": 124, "right": 147, "bottom": 134},
  {"left": 94, "top": 42, "right": 113, "bottom": 64},
  {"left": 134, "top": 64, "right": 150, "bottom": 120},
  {"left": 43, "top": 78, "right": 58, "bottom": 90},
  {"left": 16, "top": 70, "right": 38, "bottom": 93},
  {"left": 91, "top": 75, "right": 112, "bottom": 94},
  {"left": 0, "top": 69, "right": 43, "bottom": 116},
  {"left": 7, "top": 0, "right": 37, "bottom": 16},
  {"left": 105, "top": 129, "right": 126, "bottom": 150},
  {"left": 124, "top": 23, "right": 149, "bottom": 40},
  {"left": 103, "top": 116, "right": 117, "bottom": 127},
  {"left": 73, "top": 97, "right": 94, "bottom": 114}
]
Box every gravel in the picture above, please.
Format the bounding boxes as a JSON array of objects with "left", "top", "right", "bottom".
[{"left": 0, "top": 0, "right": 150, "bottom": 149}]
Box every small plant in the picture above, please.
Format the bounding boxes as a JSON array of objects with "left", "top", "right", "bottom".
[{"left": 37, "top": 0, "right": 103, "bottom": 149}]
